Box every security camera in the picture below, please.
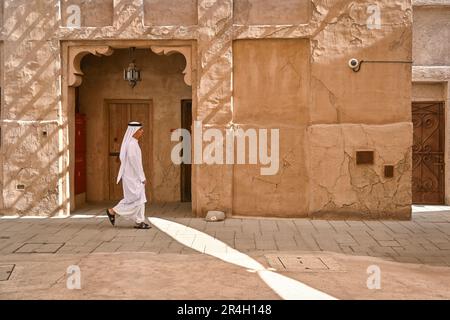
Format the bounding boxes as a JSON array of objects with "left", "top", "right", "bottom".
[{"left": 348, "top": 58, "right": 360, "bottom": 70}]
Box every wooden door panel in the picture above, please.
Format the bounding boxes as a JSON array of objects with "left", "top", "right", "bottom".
[
  {"left": 181, "top": 100, "right": 192, "bottom": 202},
  {"left": 109, "top": 103, "right": 129, "bottom": 154},
  {"left": 130, "top": 102, "right": 152, "bottom": 202},
  {"left": 412, "top": 102, "right": 445, "bottom": 204},
  {"left": 108, "top": 101, "right": 152, "bottom": 202},
  {"left": 108, "top": 103, "right": 128, "bottom": 201}
]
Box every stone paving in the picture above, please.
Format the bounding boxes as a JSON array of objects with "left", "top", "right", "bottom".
[{"left": 1, "top": 203, "right": 449, "bottom": 267}]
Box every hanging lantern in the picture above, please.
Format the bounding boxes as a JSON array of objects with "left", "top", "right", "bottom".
[{"left": 123, "top": 47, "right": 141, "bottom": 88}]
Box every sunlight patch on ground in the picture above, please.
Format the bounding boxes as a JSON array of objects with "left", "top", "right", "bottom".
[
  {"left": 412, "top": 205, "right": 450, "bottom": 213},
  {"left": 18, "top": 216, "right": 47, "bottom": 219},
  {"left": 50, "top": 215, "right": 70, "bottom": 219},
  {"left": 149, "top": 217, "right": 337, "bottom": 300},
  {"left": 70, "top": 214, "right": 96, "bottom": 219}
]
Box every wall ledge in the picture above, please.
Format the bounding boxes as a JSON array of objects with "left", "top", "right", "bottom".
[
  {"left": 413, "top": 0, "right": 450, "bottom": 7},
  {"left": 413, "top": 66, "right": 450, "bottom": 81}
]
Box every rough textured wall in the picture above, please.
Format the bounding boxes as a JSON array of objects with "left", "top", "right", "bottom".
[
  {"left": 1, "top": 0, "right": 62, "bottom": 215},
  {"left": 194, "top": 0, "right": 234, "bottom": 216},
  {"left": 2, "top": 123, "right": 60, "bottom": 215},
  {"left": 308, "top": 124, "right": 412, "bottom": 219},
  {"left": 231, "top": 0, "right": 412, "bottom": 218},
  {"left": 310, "top": 1, "right": 412, "bottom": 125},
  {"left": 413, "top": 6, "right": 450, "bottom": 66},
  {"left": 79, "top": 50, "right": 191, "bottom": 203},
  {"left": 307, "top": 0, "right": 412, "bottom": 218}
]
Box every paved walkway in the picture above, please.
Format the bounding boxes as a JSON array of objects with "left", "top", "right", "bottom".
[
  {"left": 1, "top": 203, "right": 450, "bottom": 299},
  {"left": 0, "top": 203, "right": 449, "bottom": 266}
]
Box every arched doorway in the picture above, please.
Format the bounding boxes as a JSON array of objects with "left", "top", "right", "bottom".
[{"left": 66, "top": 44, "right": 194, "bottom": 216}]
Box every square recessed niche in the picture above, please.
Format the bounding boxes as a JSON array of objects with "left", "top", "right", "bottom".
[
  {"left": 144, "top": 0, "right": 198, "bottom": 26},
  {"left": 356, "top": 151, "right": 374, "bottom": 165},
  {"left": 60, "top": 0, "right": 114, "bottom": 27},
  {"left": 234, "top": 0, "right": 311, "bottom": 25},
  {"left": 384, "top": 165, "right": 394, "bottom": 178}
]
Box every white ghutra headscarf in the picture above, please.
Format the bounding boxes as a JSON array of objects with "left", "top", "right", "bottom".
[{"left": 116, "top": 122, "right": 142, "bottom": 184}]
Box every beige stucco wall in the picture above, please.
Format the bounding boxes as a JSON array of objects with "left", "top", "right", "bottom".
[
  {"left": 413, "top": 6, "right": 450, "bottom": 66},
  {"left": 232, "top": 39, "right": 310, "bottom": 217},
  {"left": 79, "top": 49, "right": 191, "bottom": 203},
  {"left": 0, "top": 0, "right": 414, "bottom": 219},
  {"left": 412, "top": 82, "right": 446, "bottom": 101}
]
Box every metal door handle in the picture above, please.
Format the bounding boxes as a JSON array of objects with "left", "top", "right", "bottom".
[{"left": 109, "top": 152, "right": 120, "bottom": 157}]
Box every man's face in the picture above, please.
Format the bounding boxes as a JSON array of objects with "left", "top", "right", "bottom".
[{"left": 133, "top": 128, "right": 144, "bottom": 140}]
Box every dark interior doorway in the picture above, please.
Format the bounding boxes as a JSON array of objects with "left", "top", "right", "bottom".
[
  {"left": 180, "top": 100, "right": 192, "bottom": 202},
  {"left": 412, "top": 102, "right": 445, "bottom": 204}
]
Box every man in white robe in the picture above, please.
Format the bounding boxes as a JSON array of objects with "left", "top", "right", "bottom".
[{"left": 106, "top": 122, "right": 151, "bottom": 229}]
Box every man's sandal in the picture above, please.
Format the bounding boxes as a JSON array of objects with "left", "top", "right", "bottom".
[
  {"left": 106, "top": 209, "right": 115, "bottom": 226},
  {"left": 134, "top": 222, "right": 151, "bottom": 229}
]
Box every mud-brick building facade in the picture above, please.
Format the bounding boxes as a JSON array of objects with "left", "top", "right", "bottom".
[{"left": 0, "top": 0, "right": 445, "bottom": 219}]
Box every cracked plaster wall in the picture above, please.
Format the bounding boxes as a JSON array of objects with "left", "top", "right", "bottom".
[
  {"left": 232, "top": 1, "right": 412, "bottom": 218},
  {"left": 305, "top": 0, "right": 413, "bottom": 218},
  {"left": 308, "top": 123, "right": 412, "bottom": 219}
]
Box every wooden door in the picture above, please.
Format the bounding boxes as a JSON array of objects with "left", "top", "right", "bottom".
[
  {"left": 130, "top": 102, "right": 151, "bottom": 200},
  {"left": 180, "top": 100, "right": 192, "bottom": 202},
  {"left": 412, "top": 102, "right": 445, "bottom": 204},
  {"left": 108, "top": 101, "right": 152, "bottom": 201}
]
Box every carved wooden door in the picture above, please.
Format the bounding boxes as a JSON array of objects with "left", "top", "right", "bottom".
[{"left": 412, "top": 102, "right": 445, "bottom": 204}]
